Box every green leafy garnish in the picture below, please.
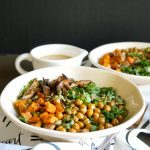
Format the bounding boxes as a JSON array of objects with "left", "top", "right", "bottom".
[
  {"left": 18, "top": 116, "right": 26, "bottom": 123},
  {"left": 102, "top": 106, "right": 128, "bottom": 122},
  {"left": 120, "top": 48, "right": 150, "bottom": 76}
]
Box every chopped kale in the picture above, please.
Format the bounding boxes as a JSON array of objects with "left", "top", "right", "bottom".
[{"left": 18, "top": 116, "right": 26, "bottom": 123}]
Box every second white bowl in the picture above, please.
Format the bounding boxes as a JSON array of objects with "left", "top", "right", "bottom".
[{"left": 89, "top": 42, "right": 150, "bottom": 85}]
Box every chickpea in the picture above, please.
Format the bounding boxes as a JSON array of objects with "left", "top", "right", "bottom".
[
  {"left": 85, "top": 123, "right": 92, "bottom": 130},
  {"left": 52, "top": 99, "right": 61, "bottom": 105},
  {"left": 109, "top": 101, "right": 115, "bottom": 107},
  {"left": 74, "top": 116, "right": 79, "bottom": 122},
  {"left": 86, "top": 109, "right": 93, "bottom": 117},
  {"left": 63, "top": 114, "right": 71, "bottom": 121},
  {"left": 76, "top": 112, "right": 84, "bottom": 120},
  {"left": 71, "top": 103, "right": 76, "bottom": 107},
  {"left": 80, "top": 107, "right": 87, "bottom": 114},
  {"left": 68, "top": 128, "right": 77, "bottom": 133},
  {"left": 98, "top": 102, "right": 104, "bottom": 109},
  {"left": 80, "top": 104, "right": 87, "bottom": 109},
  {"left": 80, "top": 104, "right": 87, "bottom": 114},
  {"left": 75, "top": 99, "right": 83, "bottom": 106},
  {"left": 55, "top": 112, "right": 63, "bottom": 120},
  {"left": 111, "top": 118, "right": 119, "bottom": 126},
  {"left": 71, "top": 108, "right": 77, "bottom": 115},
  {"left": 117, "top": 115, "right": 123, "bottom": 122},
  {"left": 87, "top": 103, "right": 95, "bottom": 110},
  {"left": 83, "top": 118, "right": 91, "bottom": 125},
  {"left": 93, "top": 112, "right": 100, "bottom": 122},
  {"left": 81, "top": 128, "right": 90, "bottom": 132},
  {"left": 97, "top": 117, "right": 105, "bottom": 124},
  {"left": 104, "top": 105, "right": 111, "bottom": 112},
  {"left": 105, "top": 123, "right": 113, "bottom": 129},
  {"left": 99, "top": 114, "right": 105, "bottom": 118},
  {"left": 77, "top": 121, "right": 84, "bottom": 128},
  {"left": 99, "top": 124, "right": 105, "bottom": 130},
  {"left": 72, "top": 123, "right": 80, "bottom": 131},
  {"left": 55, "top": 120, "right": 62, "bottom": 126},
  {"left": 82, "top": 115, "right": 87, "bottom": 120},
  {"left": 56, "top": 126, "right": 66, "bottom": 132},
  {"left": 94, "top": 107, "right": 101, "bottom": 113},
  {"left": 65, "top": 107, "right": 72, "bottom": 114},
  {"left": 74, "top": 106, "right": 79, "bottom": 111}
]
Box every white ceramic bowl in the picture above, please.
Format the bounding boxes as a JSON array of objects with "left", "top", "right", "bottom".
[
  {"left": 89, "top": 42, "right": 150, "bottom": 85},
  {"left": 0, "top": 66, "right": 145, "bottom": 142}
]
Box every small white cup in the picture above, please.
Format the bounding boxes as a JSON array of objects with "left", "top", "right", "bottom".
[{"left": 15, "top": 44, "right": 88, "bottom": 74}]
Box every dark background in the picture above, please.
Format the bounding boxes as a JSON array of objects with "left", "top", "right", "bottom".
[{"left": 0, "top": 0, "right": 150, "bottom": 54}]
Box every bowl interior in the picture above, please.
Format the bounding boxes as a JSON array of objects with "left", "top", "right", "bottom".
[
  {"left": 89, "top": 42, "right": 150, "bottom": 85},
  {"left": 0, "top": 66, "right": 145, "bottom": 142}
]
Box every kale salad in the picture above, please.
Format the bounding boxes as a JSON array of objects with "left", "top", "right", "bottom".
[
  {"left": 99, "top": 47, "right": 150, "bottom": 76},
  {"left": 14, "top": 74, "right": 128, "bottom": 132}
]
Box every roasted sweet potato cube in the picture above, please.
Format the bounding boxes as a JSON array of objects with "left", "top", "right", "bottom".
[
  {"left": 14, "top": 99, "right": 28, "bottom": 113},
  {"left": 27, "top": 102, "right": 39, "bottom": 112},
  {"left": 110, "top": 61, "right": 119, "bottom": 69},
  {"left": 46, "top": 115, "right": 58, "bottom": 124},
  {"left": 44, "top": 102, "right": 56, "bottom": 113},
  {"left": 99, "top": 54, "right": 110, "bottom": 67},
  {"left": 40, "top": 112, "right": 58, "bottom": 124},
  {"left": 127, "top": 56, "right": 135, "bottom": 65},
  {"left": 37, "top": 92, "right": 45, "bottom": 98},
  {"left": 31, "top": 121, "right": 42, "bottom": 127},
  {"left": 37, "top": 98, "right": 45, "bottom": 105},
  {"left": 113, "top": 55, "right": 122, "bottom": 63},
  {"left": 55, "top": 104, "right": 64, "bottom": 113},
  {"left": 29, "top": 113, "right": 40, "bottom": 123}
]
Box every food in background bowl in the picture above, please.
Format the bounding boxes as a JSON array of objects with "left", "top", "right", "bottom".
[
  {"left": 89, "top": 42, "right": 150, "bottom": 85},
  {"left": 0, "top": 66, "right": 145, "bottom": 142},
  {"left": 99, "top": 47, "right": 150, "bottom": 76},
  {"left": 14, "top": 75, "right": 128, "bottom": 132}
]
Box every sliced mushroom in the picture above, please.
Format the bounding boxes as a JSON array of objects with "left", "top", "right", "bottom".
[
  {"left": 57, "top": 78, "right": 74, "bottom": 90},
  {"left": 71, "top": 80, "right": 91, "bottom": 87},
  {"left": 43, "top": 85, "right": 50, "bottom": 96},
  {"left": 22, "top": 79, "right": 39, "bottom": 99},
  {"left": 48, "top": 74, "right": 67, "bottom": 88}
]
